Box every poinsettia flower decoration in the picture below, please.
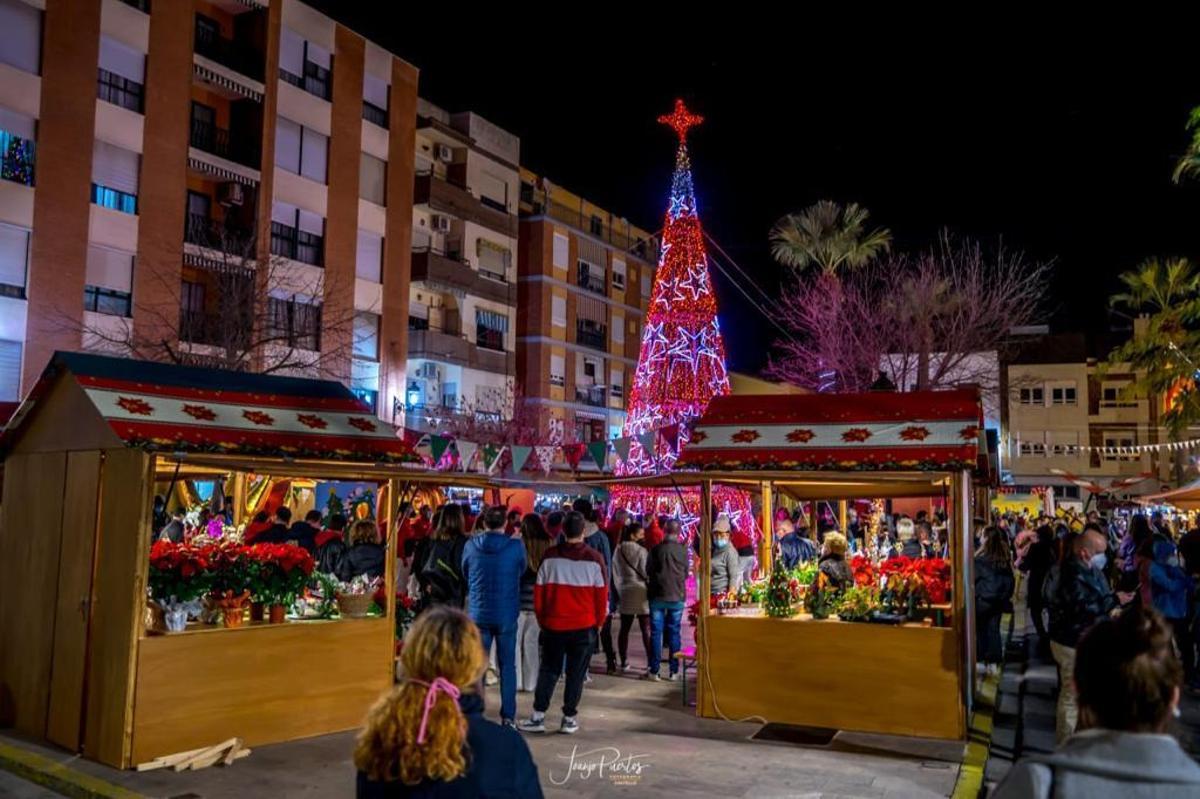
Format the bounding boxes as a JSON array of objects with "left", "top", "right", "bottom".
[
  {"left": 242, "top": 409, "right": 276, "bottom": 426},
  {"left": 786, "top": 428, "right": 816, "bottom": 443},
  {"left": 181, "top": 403, "right": 217, "bottom": 421},
  {"left": 841, "top": 427, "right": 872, "bottom": 443},
  {"left": 296, "top": 413, "right": 328, "bottom": 430},
  {"left": 117, "top": 396, "right": 154, "bottom": 415},
  {"left": 731, "top": 428, "right": 761, "bottom": 443},
  {"left": 348, "top": 417, "right": 378, "bottom": 433},
  {"left": 899, "top": 425, "right": 931, "bottom": 441}
]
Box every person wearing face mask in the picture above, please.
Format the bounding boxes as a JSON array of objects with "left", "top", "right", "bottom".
[
  {"left": 1139, "top": 530, "right": 1194, "bottom": 684},
  {"left": 708, "top": 516, "right": 740, "bottom": 599},
  {"left": 1045, "top": 526, "right": 1132, "bottom": 743}
]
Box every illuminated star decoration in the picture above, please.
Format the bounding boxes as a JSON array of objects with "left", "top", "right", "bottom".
[{"left": 609, "top": 100, "right": 757, "bottom": 544}]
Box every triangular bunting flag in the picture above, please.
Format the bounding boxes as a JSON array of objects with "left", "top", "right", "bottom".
[
  {"left": 402, "top": 427, "right": 424, "bottom": 449},
  {"left": 586, "top": 441, "right": 608, "bottom": 471},
  {"left": 562, "top": 443, "right": 586, "bottom": 470},
  {"left": 612, "top": 436, "right": 632, "bottom": 464},
  {"left": 534, "top": 446, "right": 557, "bottom": 475},
  {"left": 430, "top": 434, "right": 451, "bottom": 465},
  {"left": 637, "top": 430, "right": 657, "bottom": 458},
  {"left": 455, "top": 440, "right": 479, "bottom": 472},
  {"left": 662, "top": 424, "right": 681, "bottom": 452},
  {"left": 482, "top": 444, "right": 506, "bottom": 474},
  {"left": 510, "top": 445, "right": 533, "bottom": 473}
]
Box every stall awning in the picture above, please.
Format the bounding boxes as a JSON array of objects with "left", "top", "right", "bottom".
[
  {"left": 1, "top": 352, "right": 420, "bottom": 464},
  {"left": 675, "top": 388, "right": 982, "bottom": 472},
  {"left": 1138, "top": 478, "right": 1200, "bottom": 510}
]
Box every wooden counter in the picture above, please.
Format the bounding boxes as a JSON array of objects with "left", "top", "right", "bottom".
[
  {"left": 697, "top": 614, "right": 964, "bottom": 740},
  {"left": 130, "top": 617, "right": 392, "bottom": 764}
]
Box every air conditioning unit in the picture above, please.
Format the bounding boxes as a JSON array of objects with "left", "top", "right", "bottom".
[
  {"left": 436, "top": 144, "right": 453, "bottom": 162},
  {"left": 431, "top": 215, "right": 452, "bottom": 232},
  {"left": 218, "top": 181, "right": 244, "bottom": 207}
]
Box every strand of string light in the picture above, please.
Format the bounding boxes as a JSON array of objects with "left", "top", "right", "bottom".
[{"left": 700, "top": 236, "right": 797, "bottom": 342}]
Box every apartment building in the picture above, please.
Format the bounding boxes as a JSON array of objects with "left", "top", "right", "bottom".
[
  {"left": 516, "top": 170, "right": 657, "bottom": 443},
  {"left": 0, "top": 0, "right": 419, "bottom": 421},
  {"left": 404, "top": 100, "right": 518, "bottom": 426},
  {"left": 1003, "top": 332, "right": 1172, "bottom": 504}
]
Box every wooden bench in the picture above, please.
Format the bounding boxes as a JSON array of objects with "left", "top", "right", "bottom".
[{"left": 674, "top": 646, "right": 697, "bottom": 706}]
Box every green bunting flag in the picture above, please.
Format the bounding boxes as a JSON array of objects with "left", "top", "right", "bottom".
[
  {"left": 612, "top": 436, "right": 632, "bottom": 463},
  {"left": 429, "top": 435, "right": 451, "bottom": 464},
  {"left": 510, "top": 445, "right": 533, "bottom": 473},
  {"left": 586, "top": 441, "right": 608, "bottom": 470},
  {"left": 637, "top": 430, "right": 657, "bottom": 458}
]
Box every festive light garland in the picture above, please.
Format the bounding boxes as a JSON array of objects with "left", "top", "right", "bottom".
[{"left": 611, "top": 100, "right": 754, "bottom": 542}]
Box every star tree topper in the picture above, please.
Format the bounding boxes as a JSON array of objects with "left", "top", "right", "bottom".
[{"left": 658, "top": 99, "right": 703, "bottom": 143}]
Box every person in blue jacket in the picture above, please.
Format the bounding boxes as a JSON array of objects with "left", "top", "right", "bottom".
[
  {"left": 356, "top": 607, "right": 542, "bottom": 798},
  {"left": 1146, "top": 534, "right": 1194, "bottom": 681},
  {"left": 460, "top": 505, "right": 527, "bottom": 726},
  {"left": 774, "top": 518, "right": 816, "bottom": 570}
]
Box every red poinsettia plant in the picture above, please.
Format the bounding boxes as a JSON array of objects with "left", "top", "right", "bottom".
[
  {"left": 876, "top": 555, "right": 952, "bottom": 613},
  {"left": 849, "top": 554, "right": 877, "bottom": 587},
  {"left": 148, "top": 540, "right": 212, "bottom": 603},
  {"left": 245, "top": 543, "right": 315, "bottom": 606},
  {"left": 204, "top": 540, "right": 254, "bottom": 596}
]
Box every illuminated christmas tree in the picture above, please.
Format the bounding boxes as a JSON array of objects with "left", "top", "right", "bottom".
[
  {"left": 621, "top": 99, "right": 730, "bottom": 473},
  {"left": 612, "top": 100, "right": 752, "bottom": 541}
]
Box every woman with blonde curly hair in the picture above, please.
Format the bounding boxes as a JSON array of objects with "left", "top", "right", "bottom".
[{"left": 355, "top": 606, "right": 542, "bottom": 798}]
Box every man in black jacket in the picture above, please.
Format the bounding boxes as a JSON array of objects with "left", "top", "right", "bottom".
[
  {"left": 1046, "top": 526, "right": 1131, "bottom": 743},
  {"left": 646, "top": 519, "right": 687, "bottom": 681}
]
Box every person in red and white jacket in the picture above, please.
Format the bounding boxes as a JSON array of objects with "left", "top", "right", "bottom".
[{"left": 519, "top": 511, "right": 607, "bottom": 736}]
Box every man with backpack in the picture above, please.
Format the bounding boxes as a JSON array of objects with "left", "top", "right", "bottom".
[{"left": 461, "top": 505, "right": 526, "bottom": 727}]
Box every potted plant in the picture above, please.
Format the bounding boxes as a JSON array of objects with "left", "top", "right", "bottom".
[
  {"left": 204, "top": 541, "right": 252, "bottom": 628},
  {"left": 835, "top": 585, "right": 880, "bottom": 623},
  {"left": 147, "top": 541, "right": 211, "bottom": 632},
  {"left": 246, "top": 543, "right": 315, "bottom": 623}
]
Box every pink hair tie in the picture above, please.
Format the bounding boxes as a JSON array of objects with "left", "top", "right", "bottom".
[{"left": 411, "top": 677, "right": 462, "bottom": 744}]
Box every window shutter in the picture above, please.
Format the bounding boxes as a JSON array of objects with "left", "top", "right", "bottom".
[
  {"left": 356, "top": 230, "right": 383, "bottom": 282},
  {"left": 0, "top": 223, "right": 28, "bottom": 289},
  {"left": 363, "top": 74, "right": 388, "bottom": 108},
  {"left": 612, "top": 313, "right": 624, "bottom": 344},
  {"left": 612, "top": 257, "right": 626, "bottom": 282},
  {"left": 353, "top": 311, "right": 380, "bottom": 360},
  {"left": 92, "top": 140, "right": 139, "bottom": 195},
  {"left": 0, "top": 339, "right": 21, "bottom": 401},
  {"left": 575, "top": 294, "right": 605, "bottom": 324},
  {"left": 274, "top": 117, "right": 301, "bottom": 173},
  {"left": 359, "top": 153, "right": 386, "bottom": 205},
  {"left": 297, "top": 209, "right": 324, "bottom": 236},
  {"left": 99, "top": 36, "right": 144, "bottom": 83},
  {"left": 0, "top": 0, "right": 40, "bottom": 74},
  {"left": 577, "top": 237, "right": 605, "bottom": 267},
  {"left": 279, "top": 28, "right": 304, "bottom": 75},
  {"left": 306, "top": 41, "right": 331, "bottom": 69},
  {"left": 641, "top": 271, "right": 651, "bottom": 297},
  {"left": 550, "top": 354, "right": 565, "bottom": 381},
  {"left": 551, "top": 295, "right": 566, "bottom": 327},
  {"left": 85, "top": 245, "right": 133, "bottom": 293},
  {"left": 552, "top": 233, "right": 568, "bottom": 268},
  {"left": 271, "top": 200, "right": 298, "bottom": 226},
  {"left": 300, "top": 127, "right": 327, "bottom": 183},
  {"left": 0, "top": 106, "right": 34, "bottom": 139}
]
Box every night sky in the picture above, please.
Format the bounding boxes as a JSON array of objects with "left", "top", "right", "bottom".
[{"left": 308, "top": 7, "right": 1200, "bottom": 374}]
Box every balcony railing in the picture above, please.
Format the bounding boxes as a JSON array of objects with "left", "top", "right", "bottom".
[
  {"left": 180, "top": 308, "right": 250, "bottom": 349},
  {"left": 185, "top": 213, "right": 251, "bottom": 253},
  {"left": 475, "top": 327, "right": 505, "bottom": 353},
  {"left": 0, "top": 131, "right": 35, "bottom": 187},
  {"left": 575, "top": 385, "right": 606, "bottom": 408},
  {"left": 576, "top": 268, "right": 606, "bottom": 295},
  {"left": 575, "top": 324, "right": 607, "bottom": 350},
  {"left": 410, "top": 246, "right": 515, "bottom": 306},
  {"left": 194, "top": 23, "right": 264, "bottom": 81},
  {"left": 280, "top": 61, "right": 332, "bottom": 101},
  {"left": 527, "top": 198, "right": 657, "bottom": 259},
  {"left": 408, "top": 327, "right": 470, "bottom": 366},
  {"left": 362, "top": 101, "right": 388, "bottom": 128},
  {"left": 270, "top": 222, "right": 323, "bottom": 266},
  {"left": 190, "top": 118, "right": 260, "bottom": 169},
  {"left": 413, "top": 171, "right": 517, "bottom": 238},
  {"left": 97, "top": 68, "right": 143, "bottom": 113}
]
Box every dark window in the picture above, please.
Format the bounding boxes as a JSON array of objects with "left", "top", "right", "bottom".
[
  {"left": 91, "top": 183, "right": 137, "bottom": 214},
  {"left": 194, "top": 14, "right": 220, "bottom": 48},
  {"left": 270, "top": 212, "right": 324, "bottom": 267},
  {"left": 362, "top": 101, "right": 388, "bottom": 128},
  {"left": 83, "top": 285, "right": 132, "bottom": 317},
  {"left": 0, "top": 130, "right": 35, "bottom": 187},
  {"left": 266, "top": 296, "right": 322, "bottom": 350},
  {"left": 120, "top": 0, "right": 149, "bottom": 11},
  {"left": 589, "top": 215, "right": 603, "bottom": 236},
  {"left": 97, "top": 68, "right": 143, "bottom": 113}
]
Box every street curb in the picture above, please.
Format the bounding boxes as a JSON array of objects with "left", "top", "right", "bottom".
[
  {"left": 950, "top": 612, "right": 1011, "bottom": 799},
  {"left": 0, "top": 741, "right": 145, "bottom": 799}
]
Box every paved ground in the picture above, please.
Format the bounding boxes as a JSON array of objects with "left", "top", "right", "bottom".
[
  {"left": 0, "top": 643, "right": 963, "bottom": 798},
  {"left": 0, "top": 770, "right": 61, "bottom": 798}
]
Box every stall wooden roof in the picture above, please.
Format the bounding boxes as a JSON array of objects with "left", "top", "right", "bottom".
[
  {"left": 0, "top": 352, "right": 419, "bottom": 464},
  {"left": 674, "top": 388, "right": 982, "bottom": 473}
]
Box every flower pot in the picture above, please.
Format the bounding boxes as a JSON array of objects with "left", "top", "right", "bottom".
[
  {"left": 212, "top": 590, "right": 251, "bottom": 628},
  {"left": 268, "top": 603, "right": 287, "bottom": 624},
  {"left": 337, "top": 593, "right": 375, "bottom": 618},
  {"left": 164, "top": 608, "right": 188, "bottom": 632},
  {"left": 250, "top": 602, "right": 265, "bottom": 622}
]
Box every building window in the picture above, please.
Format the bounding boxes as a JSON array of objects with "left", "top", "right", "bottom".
[
  {"left": 552, "top": 233, "right": 569, "bottom": 269},
  {"left": 91, "top": 140, "right": 139, "bottom": 215},
  {"left": 353, "top": 311, "right": 380, "bottom": 361},
  {"left": 84, "top": 244, "right": 133, "bottom": 314},
  {"left": 97, "top": 36, "right": 145, "bottom": 113},
  {"left": 0, "top": 0, "right": 41, "bottom": 75},
  {"left": 0, "top": 222, "right": 28, "bottom": 298},
  {"left": 0, "top": 338, "right": 21, "bottom": 401},
  {"left": 612, "top": 314, "right": 625, "bottom": 345},
  {"left": 192, "top": 12, "right": 262, "bottom": 80},
  {"left": 0, "top": 107, "right": 35, "bottom": 186},
  {"left": 1101, "top": 384, "right": 1137, "bottom": 408},
  {"left": 589, "top": 215, "right": 603, "bottom": 236},
  {"left": 612, "top": 258, "right": 626, "bottom": 290},
  {"left": 1103, "top": 436, "right": 1138, "bottom": 461},
  {"left": 476, "top": 239, "right": 510, "bottom": 281},
  {"left": 351, "top": 387, "right": 377, "bottom": 414},
  {"left": 475, "top": 309, "right": 507, "bottom": 352},
  {"left": 266, "top": 296, "right": 322, "bottom": 351},
  {"left": 1018, "top": 440, "right": 1046, "bottom": 457},
  {"left": 83, "top": 285, "right": 132, "bottom": 317},
  {"left": 270, "top": 203, "right": 324, "bottom": 266},
  {"left": 1018, "top": 386, "right": 1044, "bottom": 405},
  {"left": 576, "top": 260, "right": 605, "bottom": 294},
  {"left": 356, "top": 230, "right": 383, "bottom": 282},
  {"left": 359, "top": 152, "right": 386, "bottom": 205},
  {"left": 551, "top": 295, "right": 566, "bottom": 328},
  {"left": 610, "top": 368, "right": 623, "bottom": 398},
  {"left": 1051, "top": 385, "right": 1077, "bottom": 405},
  {"left": 550, "top": 354, "right": 565, "bottom": 387},
  {"left": 278, "top": 28, "right": 332, "bottom": 101},
  {"left": 362, "top": 74, "right": 389, "bottom": 128},
  {"left": 641, "top": 270, "right": 651, "bottom": 298},
  {"left": 274, "top": 117, "right": 328, "bottom": 183}
]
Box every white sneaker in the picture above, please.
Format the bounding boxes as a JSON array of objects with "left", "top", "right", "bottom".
[
  {"left": 666, "top": 672, "right": 679, "bottom": 682},
  {"left": 584, "top": 672, "right": 593, "bottom": 684},
  {"left": 643, "top": 672, "right": 661, "bottom": 682},
  {"left": 518, "top": 716, "right": 546, "bottom": 733},
  {"left": 560, "top": 716, "right": 579, "bottom": 734}
]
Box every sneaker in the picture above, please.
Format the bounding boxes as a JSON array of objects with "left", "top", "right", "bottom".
[
  {"left": 518, "top": 715, "right": 546, "bottom": 733},
  {"left": 502, "top": 718, "right": 516, "bottom": 730},
  {"left": 620, "top": 662, "right": 632, "bottom": 673},
  {"left": 666, "top": 671, "right": 679, "bottom": 682},
  {"left": 584, "top": 672, "right": 593, "bottom": 684},
  {"left": 643, "top": 672, "right": 661, "bottom": 682},
  {"left": 484, "top": 667, "right": 499, "bottom": 686},
  {"left": 560, "top": 716, "right": 579, "bottom": 735}
]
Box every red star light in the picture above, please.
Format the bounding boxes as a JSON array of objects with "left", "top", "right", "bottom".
[{"left": 658, "top": 99, "right": 703, "bottom": 143}]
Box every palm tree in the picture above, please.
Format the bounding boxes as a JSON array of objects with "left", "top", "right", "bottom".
[
  {"left": 1110, "top": 257, "right": 1200, "bottom": 314},
  {"left": 769, "top": 200, "right": 892, "bottom": 275},
  {"left": 1173, "top": 105, "right": 1200, "bottom": 183}
]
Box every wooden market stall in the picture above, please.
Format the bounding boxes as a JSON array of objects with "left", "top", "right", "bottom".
[
  {"left": 675, "top": 389, "right": 983, "bottom": 741},
  {"left": 0, "top": 352, "right": 441, "bottom": 768}
]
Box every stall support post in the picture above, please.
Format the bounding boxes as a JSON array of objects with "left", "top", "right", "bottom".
[
  {"left": 838, "top": 500, "right": 848, "bottom": 534},
  {"left": 699, "top": 480, "right": 713, "bottom": 615},
  {"left": 760, "top": 481, "right": 774, "bottom": 580},
  {"left": 955, "top": 470, "right": 974, "bottom": 721}
]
